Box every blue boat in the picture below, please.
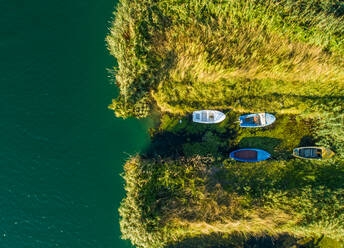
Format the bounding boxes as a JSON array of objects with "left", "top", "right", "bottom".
[
  {"left": 230, "top": 149, "right": 271, "bottom": 162},
  {"left": 239, "top": 113, "right": 276, "bottom": 128}
]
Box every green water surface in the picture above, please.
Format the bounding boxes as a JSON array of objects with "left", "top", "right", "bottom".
[{"left": 0, "top": 0, "right": 149, "bottom": 247}]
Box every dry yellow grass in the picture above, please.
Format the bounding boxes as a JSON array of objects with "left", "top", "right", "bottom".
[{"left": 151, "top": 20, "right": 344, "bottom": 115}]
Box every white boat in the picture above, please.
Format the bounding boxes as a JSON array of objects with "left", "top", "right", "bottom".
[{"left": 192, "top": 110, "right": 226, "bottom": 124}]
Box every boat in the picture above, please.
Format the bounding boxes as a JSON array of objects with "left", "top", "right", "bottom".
[
  {"left": 192, "top": 110, "right": 226, "bottom": 124},
  {"left": 230, "top": 149, "right": 271, "bottom": 162},
  {"left": 239, "top": 113, "right": 276, "bottom": 127},
  {"left": 293, "top": 147, "right": 335, "bottom": 159}
]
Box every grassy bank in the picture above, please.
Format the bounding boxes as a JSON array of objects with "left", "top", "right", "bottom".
[
  {"left": 120, "top": 155, "right": 344, "bottom": 248},
  {"left": 107, "top": 0, "right": 344, "bottom": 118},
  {"left": 107, "top": 0, "right": 344, "bottom": 247},
  {"left": 119, "top": 111, "right": 344, "bottom": 248}
]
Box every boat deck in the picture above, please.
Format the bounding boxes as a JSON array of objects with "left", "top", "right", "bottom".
[
  {"left": 300, "top": 148, "right": 322, "bottom": 158},
  {"left": 234, "top": 150, "right": 258, "bottom": 160},
  {"left": 244, "top": 116, "right": 260, "bottom": 125},
  {"left": 193, "top": 110, "right": 226, "bottom": 124}
]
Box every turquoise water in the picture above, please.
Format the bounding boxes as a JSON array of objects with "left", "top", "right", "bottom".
[{"left": 1, "top": 0, "right": 150, "bottom": 247}]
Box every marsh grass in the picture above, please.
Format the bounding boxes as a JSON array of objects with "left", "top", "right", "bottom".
[
  {"left": 107, "top": 0, "right": 344, "bottom": 117},
  {"left": 316, "top": 109, "right": 344, "bottom": 158},
  {"left": 120, "top": 112, "right": 344, "bottom": 247},
  {"left": 109, "top": 0, "right": 344, "bottom": 247},
  {"left": 149, "top": 112, "right": 313, "bottom": 160},
  {"left": 120, "top": 154, "right": 344, "bottom": 248}
]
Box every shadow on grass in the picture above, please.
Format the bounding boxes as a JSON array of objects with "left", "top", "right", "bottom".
[
  {"left": 143, "top": 111, "right": 238, "bottom": 159},
  {"left": 170, "top": 94, "right": 344, "bottom": 115},
  {"left": 166, "top": 232, "right": 305, "bottom": 248},
  {"left": 315, "top": 161, "right": 344, "bottom": 189},
  {"left": 298, "top": 135, "right": 316, "bottom": 147},
  {"left": 143, "top": 131, "right": 186, "bottom": 159},
  {"left": 238, "top": 136, "right": 282, "bottom": 157},
  {"left": 166, "top": 233, "right": 342, "bottom": 248}
]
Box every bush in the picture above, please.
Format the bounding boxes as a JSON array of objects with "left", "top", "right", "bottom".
[{"left": 316, "top": 108, "right": 344, "bottom": 158}]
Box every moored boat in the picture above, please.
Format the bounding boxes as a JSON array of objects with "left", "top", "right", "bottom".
[
  {"left": 293, "top": 147, "right": 335, "bottom": 159},
  {"left": 192, "top": 110, "right": 226, "bottom": 124},
  {"left": 230, "top": 148, "right": 271, "bottom": 162},
  {"left": 239, "top": 113, "right": 276, "bottom": 127}
]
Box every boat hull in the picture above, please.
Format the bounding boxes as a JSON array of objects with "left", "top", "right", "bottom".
[
  {"left": 192, "top": 110, "right": 226, "bottom": 124},
  {"left": 239, "top": 113, "right": 276, "bottom": 127},
  {"left": 230, "top": 148, "right": 271, "bottom": 162},
  {"left": 293, "top": 147, "right": 335, "bottom": 159}
]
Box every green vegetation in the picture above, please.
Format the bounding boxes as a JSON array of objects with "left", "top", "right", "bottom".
[
  {"left": 316, "top": 108, "right": 344, "bottom": 159},
  {"left": 147, "top": 112, "right": 312, "bottom": 160},
  {"left": 107, "top": 0, "right": 344, "bottom": 118},
  {"left": 120, "top": 153, "right": 344, "bottom": 248},
  {"left": 119, "top": 112, "right": 344, "bottom": 248},
  {"left": 107, "top": 0, "right": 344, "bottom": 247}
]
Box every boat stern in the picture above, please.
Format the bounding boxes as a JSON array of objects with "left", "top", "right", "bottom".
[
  {"left": 293, "top": 148, "right": 300, "bottom": 157},
  {"left": 239, "top": 116, "right": 245, "bottom": 125},
  {"left": 192, "top": 111, "right": 200, "bottom": 122},
  {"left": 229, "top": 151, "right": 236, "bottom": 160}
]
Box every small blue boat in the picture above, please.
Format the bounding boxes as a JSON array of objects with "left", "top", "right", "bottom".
[
  {"left": 239, "top": 113, "right": 276, "bottom": 128},
  {"left": 230, "top": 149, "right": 271, "bottom": 162}
]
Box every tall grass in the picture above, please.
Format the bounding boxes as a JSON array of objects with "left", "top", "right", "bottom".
[
  {"left": 119, "top": 155, "right": 344, "bottom": 248},
  {"left": 109, "top": 0, "right": 344, "bottom": 247},
  {"left": 316, "top": 107, "right": 344, "bottom": 158},
  {"left": 118, "top": 110, "right": 344, "bottom": 247},
  {"left": 107, "top": 0, "right": 344, "bottom": 117}
]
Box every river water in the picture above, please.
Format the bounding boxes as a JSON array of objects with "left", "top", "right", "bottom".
[{"left": 0, "top": 0, "right": 150, "bottom": 247}]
